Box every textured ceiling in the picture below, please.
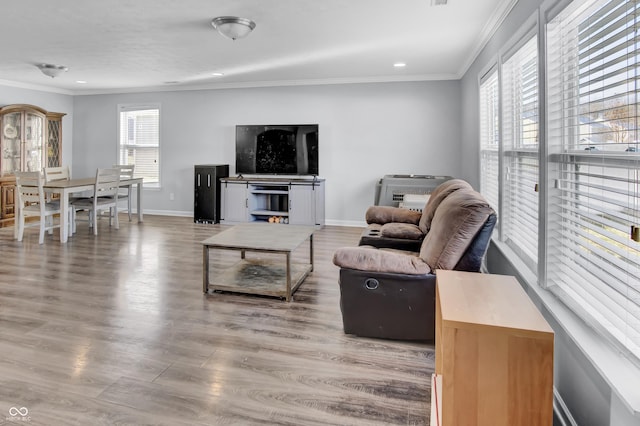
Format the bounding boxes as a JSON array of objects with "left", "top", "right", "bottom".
[{"left": 0, "top": 0, "right": 516, "bottom": 95}]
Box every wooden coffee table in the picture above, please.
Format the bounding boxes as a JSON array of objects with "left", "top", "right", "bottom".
[{"left": 201, "top": 223, "right": 315, "bottom": 301}]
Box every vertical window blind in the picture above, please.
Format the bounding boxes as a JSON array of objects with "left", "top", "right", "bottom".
[
  {"left": 480, "top": 70, "right": 501, "bottom": 214},
  {"left": 118, "top": 106, "right": 160, "bottom": 185},
  {"left": 546, "top": 0, "right": 640, "bottom": 361},
  {"left": 501, "top": 36, "right": 540, "bottom": 272}
]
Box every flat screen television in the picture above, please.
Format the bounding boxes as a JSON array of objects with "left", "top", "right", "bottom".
[{"left": 235, "top": 124, "right": 319, "bottom": 176}]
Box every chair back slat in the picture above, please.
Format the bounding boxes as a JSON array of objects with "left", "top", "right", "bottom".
[
  {"left": 113, "top": 164, "right": 135, "bottom": 180},
  {"left": 44, "top": 166, "right": 71, "bottom": 182}
]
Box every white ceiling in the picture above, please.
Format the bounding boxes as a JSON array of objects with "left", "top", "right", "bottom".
[{"left": 0, "top": 0, "right": 516, "bottom": 95}]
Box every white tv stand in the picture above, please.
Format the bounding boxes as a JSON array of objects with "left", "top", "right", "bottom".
[{"left": 220, "top": 176, "right": 325, "bottom": 227}]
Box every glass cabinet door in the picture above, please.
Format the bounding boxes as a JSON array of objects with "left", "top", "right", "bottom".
[
  {"left": 24, "top": 112, "right": 44, "bottom": 172},
  {"left": 1, "top": 112, "right": 22, "bottom": 175},
  {"left": 47, "top": 113, "right": 63, "bottom": 167}
]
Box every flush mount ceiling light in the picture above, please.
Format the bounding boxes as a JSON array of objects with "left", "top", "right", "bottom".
[
  {"left": 211, "top": 16, "right": 256, "bottom": 40},
  {"left": 37, "top": 63, "right": 68, "bottom": 78}
]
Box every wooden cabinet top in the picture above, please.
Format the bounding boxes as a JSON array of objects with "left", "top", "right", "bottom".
[{"left": 435, "top": 270, "right": 553, "bottom": 338}]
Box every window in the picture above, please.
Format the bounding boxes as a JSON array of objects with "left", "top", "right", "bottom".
[
  {"left": 501, "top": 35, "right": 539, "bottom": 273},
  {"left": 546, "top": 0, "right": 640, "bottom": 361},
  {"left": 479, "top": 69, "right": 501, "bottom": 213},
  {"left": 118, "top": 105, "right": 160, "bottom": 186}
]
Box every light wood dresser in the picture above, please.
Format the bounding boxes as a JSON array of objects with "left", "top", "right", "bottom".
[{"left": 431, "top": 270, "right": 554, "bottom": 426}]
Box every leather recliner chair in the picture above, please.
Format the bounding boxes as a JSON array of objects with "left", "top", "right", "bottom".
[
  {"left": 333, "top": 187, "right": 496, "bottom": 341},
  {"left": 359, "top": 179, "right": 473, "bottom": 252}
]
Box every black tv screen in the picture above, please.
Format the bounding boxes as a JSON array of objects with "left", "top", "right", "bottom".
[{"left": 235, "top": 124, "right": 319, "bottom": 176}]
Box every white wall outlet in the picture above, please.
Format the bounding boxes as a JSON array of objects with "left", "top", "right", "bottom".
[{"left": 169, "top": 193, "right": 175, "bottom": 201}]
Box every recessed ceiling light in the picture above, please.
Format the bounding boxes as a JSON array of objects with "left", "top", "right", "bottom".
[
  {"left": 212, "top": 72, "right": 224, "bottom": 77},
  {"left": 76, "top": 80, "right": 87, "bottom": 84},
  {"left": 394, "top": 63, "right": 406, "bottom": 68},
  {"left": 431, "top": 0, "right": 448, "bottom": 5}
]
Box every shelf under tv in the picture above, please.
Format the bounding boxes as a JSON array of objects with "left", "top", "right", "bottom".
[{"left": 252, "top": 210, "right": 289, "bottom": 216}]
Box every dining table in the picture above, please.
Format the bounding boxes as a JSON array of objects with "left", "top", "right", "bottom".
[{"left": 39, "top": 176, "right": 144, "bottom": 243}]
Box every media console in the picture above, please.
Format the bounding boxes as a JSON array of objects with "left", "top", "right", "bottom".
[{"left": 220, "top": 176, "right": 325, "bottom": 227}]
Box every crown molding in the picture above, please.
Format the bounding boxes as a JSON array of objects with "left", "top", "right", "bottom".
[
  {"left": 70, "top": 73, "right": 460, "bottom": 96},
  {"left": 456, "top": 0, "right": 519, "bottom": 78},
  {"left": 0, "top": 78, "right": 74, "bottom": 96}
]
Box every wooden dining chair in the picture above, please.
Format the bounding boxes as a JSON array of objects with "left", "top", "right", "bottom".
[
  {"left": 113, "top": 164, "right": 135, "bottom": 221},
  {"left": 15, "top": 171, "right": 62, "bottom": 244},
  {"left": 44, "top": 165, "right": 89, "bottom": 234},
  {"left": 70, "top": 168, "right": 121, "bottom": 235}
]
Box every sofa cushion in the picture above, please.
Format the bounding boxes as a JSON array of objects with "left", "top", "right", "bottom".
[
  {"left": 419, "top": 189, "right": 494, "bottom": 270},
  {"left": 380, "top": 223, "right": 423, "bottom": 240},
  {"left": 365, "top": 205, "right": 422, "bottom": 225},
  {"left": 418, "top": 179, "right": 473, "bottom": 233},
  {"left": 333, "top": 246, "right": 431, "bottom": 275}
]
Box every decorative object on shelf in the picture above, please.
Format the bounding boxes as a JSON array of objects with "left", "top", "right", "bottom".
[
  {"left": 211, "top": 16, "right": 256, "bottom": 40},
  {"left": 3, "top": 124, "right": 17, "bottom": 139},
  {"left": 36, "top": 63, "right": 68, "bottom": 78},
  {"left": 268, "top": 216, "right": 288, "bottom": 224}
]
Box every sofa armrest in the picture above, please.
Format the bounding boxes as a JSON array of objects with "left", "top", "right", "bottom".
[
  {"left": 333, "top": 246, "right": 431, "bottom": 275},
  {"left": 365, "top": 206, "right": 422, "bottom": 225}
]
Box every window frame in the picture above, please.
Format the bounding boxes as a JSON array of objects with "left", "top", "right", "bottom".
[
  {"left": 499, "top": 26, "right": 541, "bottom": 274},
  {"left": 544, "top": 0, "right": 640, "bottom": 364},
  {"left": 116, "top": 103, "right": 161, "bottom": 188}
]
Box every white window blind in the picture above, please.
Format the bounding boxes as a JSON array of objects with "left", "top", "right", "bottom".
[
  {"left": 501, "top": 35, "right": 540, "bottom": 272},
  {"left": 118, "top": 106, "right": 160, "bottom": 185},
  {"left": 546, "top": 0, "right": 640, "bottom": 361},
  {"left": 480, "top": 70, "right": 501, "bottom": 213}
]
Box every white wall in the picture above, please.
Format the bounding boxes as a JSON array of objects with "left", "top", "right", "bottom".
[
  {"left": 72, "top": 81, "right": 461, "bottom": 225},
  {"left": 0, "top": 85, "right": 74, "bottom": 165}
]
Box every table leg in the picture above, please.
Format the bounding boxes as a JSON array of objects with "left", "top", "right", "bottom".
[
  {"left": 203, "top": 245, "right": 209, "bottom": 294},
  {"left": 286, "top": 252, "right": 292, "bottom": 302},
  {"left": 310, "top": 234, "right": 314, "bottom": 272},
  {"left": 137, "top": 182, "right": 144, "bottom": 222},
  {"left": 60, "top": 190, "right": 69, "bottom": 243}
]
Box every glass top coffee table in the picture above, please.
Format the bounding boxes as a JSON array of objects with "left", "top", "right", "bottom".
[{"left": 201, "top": 223, "right": 315, "bottom": 301}]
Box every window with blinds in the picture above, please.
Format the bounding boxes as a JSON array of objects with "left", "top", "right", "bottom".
[
  {"left": 479, "top": 69, "right": 501, "bottom": 214},
  {"left": 546, "top": 0, "right": 640, "bottom": 361},
  {"left": 501, "top": 35, "right": 539, "bottom": 273},
  {"left": 118, "top": 105, "right": 160, "bottom": 186}
]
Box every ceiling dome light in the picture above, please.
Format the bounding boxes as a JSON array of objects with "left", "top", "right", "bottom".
[
  {"left": 37, "top": 63, "right": 68, "bottom": 78},
  {"left": 211, "top": 16, "right": 256, "bottom": 40},
  {"left": 394, "top": 62, "right": 407, "bottom": 68}
]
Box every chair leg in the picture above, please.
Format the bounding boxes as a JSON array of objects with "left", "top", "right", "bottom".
[
  {"left": 47, "top": 215, "right": 54, "bottom": 235},
  {"left": 16, "top": 211, "right": 25, "bottom": 242},
  {"left": 114, "top": 206, "right": 120, "bottom": 230},
  {"left": 39, "top": 216, "right": 46, "bottom": 244},
  {"left": 93, "top": 209, "right": 98, "bottom": 236}
]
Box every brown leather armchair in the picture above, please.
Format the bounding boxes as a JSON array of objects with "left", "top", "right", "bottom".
[{"left": 333, "top": 188, "right": 496, "bottom": 341}]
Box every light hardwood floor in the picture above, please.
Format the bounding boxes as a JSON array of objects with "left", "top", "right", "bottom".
[{"left": 0, "top": 215, "right": 433, "bottom": 425}]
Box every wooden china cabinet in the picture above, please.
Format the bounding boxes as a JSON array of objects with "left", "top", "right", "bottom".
[{"left": 0, "top": 104, "right": 65, "bottom": 227}]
